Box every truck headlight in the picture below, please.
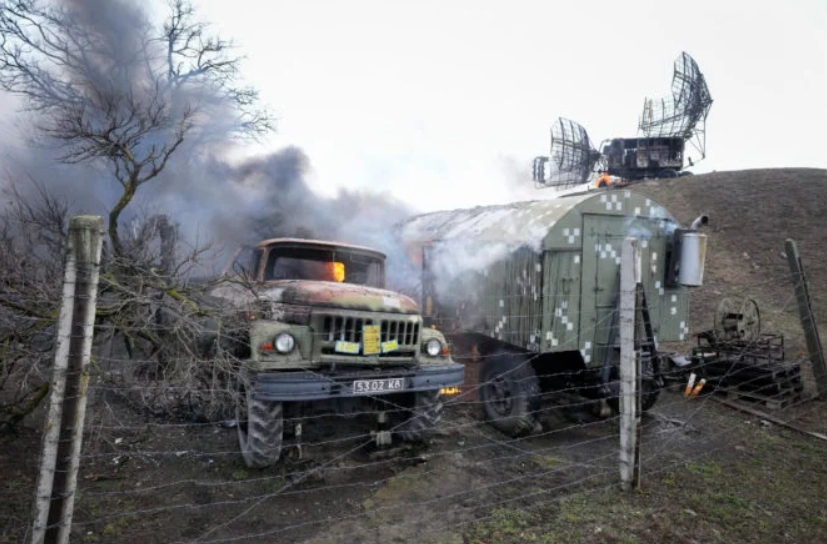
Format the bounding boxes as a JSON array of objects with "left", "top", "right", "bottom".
[
  {"left": 425, "top": 338, "right": 441, "bottom": 357},
  {"left": 275, "top": 332, "right": 295, "bottom": 354}
]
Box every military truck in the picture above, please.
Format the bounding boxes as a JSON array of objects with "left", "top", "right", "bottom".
[
  {"left": 207, "top": 238, "right": 464, "bottom": 468},
  {"left": 397, "top": 190, "right": 707, "bottom": 436}
]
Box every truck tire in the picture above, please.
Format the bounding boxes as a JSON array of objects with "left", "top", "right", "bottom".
[
  {"left": 398, "top": 390, "right": 443, "bottom": 442},
  {"left": 480, "top": 354, "right": 541, "bottom": 437},
  {"left": 237, "top": 386, "right": 283, "bottom": 468}
]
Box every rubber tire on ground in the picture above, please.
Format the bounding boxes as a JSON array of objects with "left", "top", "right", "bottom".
[
  {"left": 237, "top": 385, "right": 283, "bottom": 469},
  {"left": 480, "top": 353, "right": 541, "bottom": 437},
  {"left": 657, "top": 168, "right": 679, "bottom": 179},
  {"left": 398, "top": 390, "right": 444, "bottom": 442}
]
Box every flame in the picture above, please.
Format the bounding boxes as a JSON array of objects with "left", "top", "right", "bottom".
[{"left": 325, "top": 261, "right": 345, "bottom": 282}]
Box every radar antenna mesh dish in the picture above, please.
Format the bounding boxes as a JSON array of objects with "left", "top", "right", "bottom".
[
  {"left": 639, "top": 52, "right": 713, "bottom": 160},
  {"left": 537, "top": 117, "right": 601, "bottom": 189}
]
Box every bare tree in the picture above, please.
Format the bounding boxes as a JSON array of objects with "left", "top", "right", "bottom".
[
  {"left": 0, "top": 180, "right": 255, "bottom": 431},
  {"left": 0, "top": 182, "right": 68, "bottom": 431},
  {"left": 0, "top": 0, "right": 273, "bottom": 257},
  {"left": 0, "top": 1, "right": 273, "bottom": 430}
]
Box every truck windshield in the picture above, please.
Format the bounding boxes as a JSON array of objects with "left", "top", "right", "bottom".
[{"left": 263, "top": 246, "right": 384, "bottom": 287}]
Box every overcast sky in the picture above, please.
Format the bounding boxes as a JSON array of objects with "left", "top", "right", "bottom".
[{"left": 174, "top": 0, "right": 825, "bottom": 212}]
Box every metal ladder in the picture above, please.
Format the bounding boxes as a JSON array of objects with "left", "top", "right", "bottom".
[{"left": 601, "top": 278, "right": 661, "bottom": 392}]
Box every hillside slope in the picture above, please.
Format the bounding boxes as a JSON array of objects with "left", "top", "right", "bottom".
[{"left": 635, "top": 167, "right": 827, "bottom": 359}]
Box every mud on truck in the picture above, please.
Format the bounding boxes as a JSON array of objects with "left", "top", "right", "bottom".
[
  {"left": 398, "top": 190, "right": 708, "bottom": 437},
  {"left": 207, "top": 238, "right": 464, "bottom": 468}
]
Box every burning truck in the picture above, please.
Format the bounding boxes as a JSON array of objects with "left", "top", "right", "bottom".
[
  {"left": 207, "top": 238, "right": 464, "bottom": 468},
  {"left": 397, "top": 190, "right": 708, "bottom": 436}
]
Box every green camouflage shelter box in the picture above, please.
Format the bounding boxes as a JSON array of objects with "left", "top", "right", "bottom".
[{"left": 397, "top": 189, "right": 707, "bottom": 430}]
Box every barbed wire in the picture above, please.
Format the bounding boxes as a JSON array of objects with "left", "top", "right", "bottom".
[
  {"left": 24, "top": 388, "right": 827, "bottom": 543},
  {"left": 68, "top": 389, "right": 816, "bottom": 534},
  {"left": 165, "top": 392, "right": 814, "bottom": 544},
  {"left": 11, "top": 266, "right": 827, "bottom": 544}
]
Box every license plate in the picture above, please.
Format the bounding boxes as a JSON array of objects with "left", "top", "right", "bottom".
[{"left": 353, "top": 378, "right": 405, "bottom": 395}]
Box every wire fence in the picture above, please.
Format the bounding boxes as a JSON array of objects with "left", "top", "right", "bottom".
[{"left": 3, "top": 234, "right": 827, "bottom": 544}]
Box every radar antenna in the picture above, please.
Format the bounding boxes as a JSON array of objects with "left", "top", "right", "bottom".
[
  {"left": 639, "top": 52, "right": 713, "bottom": 161},
  {"left": 532, "top": 117, "right": 602, "bottom": 190}
]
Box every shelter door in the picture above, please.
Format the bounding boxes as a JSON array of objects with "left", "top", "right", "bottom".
[{"left": 580, "top": 215, "right": 656, "bottom": 367}]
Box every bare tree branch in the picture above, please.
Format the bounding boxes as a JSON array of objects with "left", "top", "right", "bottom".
[
  {"left": 0, "top": 0, "right": 273, "bottom": 256},
  {"left": 0, "top": 0, "right": 273, "bottom": 430}
]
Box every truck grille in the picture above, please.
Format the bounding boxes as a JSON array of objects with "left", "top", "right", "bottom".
[{"left": 318, "top": 315, "right": 421, "bottom": 356}]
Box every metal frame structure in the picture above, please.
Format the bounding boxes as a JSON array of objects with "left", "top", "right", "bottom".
[
  {"left": 532, "top": 52, "right": 713, "bottom": 190},
  {"left": 639, "top": 52, "right": 713, "bottom": 162},
  {"left": 533, "top": 117, "right": 602, "bottom": 190}
]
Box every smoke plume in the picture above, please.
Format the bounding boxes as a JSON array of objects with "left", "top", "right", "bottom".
[{"left": 0, "top": 0, "right": 422, "bottom": 290}]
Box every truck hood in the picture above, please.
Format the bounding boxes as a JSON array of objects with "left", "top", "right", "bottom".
[{"left": 257, "top": 280, "right": 420, "bottom": 314}]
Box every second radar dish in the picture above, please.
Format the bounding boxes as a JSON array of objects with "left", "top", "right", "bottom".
[{"left": 532, "top": 118, "right": 602, "bottom": 189}]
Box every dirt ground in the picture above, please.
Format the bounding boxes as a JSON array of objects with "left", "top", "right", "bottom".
[
  {"left": 3, "top": 167, "right": 827, "bottom": 544},
  {"left": 3, "top": 391, "right": 827, "bottom": 544}
]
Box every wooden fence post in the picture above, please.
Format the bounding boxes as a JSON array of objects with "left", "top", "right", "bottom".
[
  {"left": 619, "top": 237, "right": 642, "bottom": 492},
  {"left": 29, "top": 216, "right": 103, "bottom": 544},
  {"left": 785, "top": 239, "right": 827, "bottom": 399}
]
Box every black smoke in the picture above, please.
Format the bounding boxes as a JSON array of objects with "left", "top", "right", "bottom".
[{"left": 0, "top": 0, "right": 421, "bottom": 290}]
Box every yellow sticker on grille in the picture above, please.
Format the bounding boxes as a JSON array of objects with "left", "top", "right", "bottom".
[
  {"left": 381, "top": 340, "right": 399, "bottom": 353},
  {"left": 334, "top": 341, "right": 360, "bottom": 354},
  {"left": 362, "top": 325, "right": 381, "bottom": 355}
]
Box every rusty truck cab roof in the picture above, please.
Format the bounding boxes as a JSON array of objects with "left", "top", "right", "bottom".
[{"left": 256, "top": 238, "right": 387, "bottom": 261}]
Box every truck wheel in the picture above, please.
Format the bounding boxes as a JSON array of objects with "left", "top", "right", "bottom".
[
  {"left": 480, "top": 354, "right": 541, "bottom": 437},
  {"left": 398, "top": 390, "right": 443, "bottom": 442},
  {"left": 237, "top": 385, "right": 283, "bottom": 468}
]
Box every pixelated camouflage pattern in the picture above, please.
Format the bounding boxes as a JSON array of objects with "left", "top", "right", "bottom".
[{"left": 399, "top": 189, "right": 698, "bottom": 369}]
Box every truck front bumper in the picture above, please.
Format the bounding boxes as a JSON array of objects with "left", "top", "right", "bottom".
[{"left": 254, "top": 363, "right": 465, "bottom": 402}]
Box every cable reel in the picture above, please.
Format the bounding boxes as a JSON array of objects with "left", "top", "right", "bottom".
[{"left": 713, "top": 297, "right": 761, "bottom": 343}]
